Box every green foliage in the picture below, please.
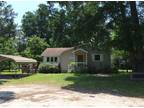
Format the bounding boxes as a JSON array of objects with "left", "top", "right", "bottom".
[
  {"left": 0, "top": 1, "right": 17, "bottom": 39},
  {"left": 0, "top": 61, "right": 18, "bottom": 71},
  {"left": 21, "top": 2, "right": 111, "bottom": 49},
  {"left": 0, "top": 1, "right": 17, "bottom": 55},
  {"left": 21, "top": 36, "right": 49, "bottom": 61},
  {"left": 22, "top": 11, "right": 37, "bottom": 37},
  {"left": 112, "top": 50, "right": 128, "bottom": 58},
  {"left": 38, "top": 63, "right": 60, "bottom": 73},
  {"left": 22, "top": 3, "right": 57, "bottom": 44},
  {"left": 0, "top": 38, "right": 18, "bottom": 55}
]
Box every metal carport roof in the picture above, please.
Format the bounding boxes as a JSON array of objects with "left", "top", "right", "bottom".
[{"left": 0, "top": 54, "right": 37, "bottom": 64}]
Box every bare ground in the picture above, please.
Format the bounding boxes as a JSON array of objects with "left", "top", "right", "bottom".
[{"left": 0, "top": 84, "right": 144, "bottom": 107}]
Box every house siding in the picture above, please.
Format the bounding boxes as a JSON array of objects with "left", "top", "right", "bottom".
[
  {"left": 87, "top": 49, "right": 111, "bottom": 72},
  {"left": 60, "top": 49, "right": 75, "bottom": 72},
  {"left": 43, "top": 56, "right": 47, "bottom": 63}
]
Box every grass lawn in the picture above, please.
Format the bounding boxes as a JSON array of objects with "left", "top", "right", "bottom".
[
  {"left": 0, "top": 70, "right": 22, "bottom": 74},
  {"left": 0, "top": 73, "right": 144, "bottom": 97}
]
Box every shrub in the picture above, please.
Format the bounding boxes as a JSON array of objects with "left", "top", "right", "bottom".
[
  {"left": 0, "top": 61, "right": 18, "bottom": 71},
  {"left": 38, "top": 63, "right": 60, "bottom": 73},
  {"left": 111, "top": 67, "right": 119, "bottom": 73},
  {"left": 75, "top": 68, "right": 89, "bottom": 74}
]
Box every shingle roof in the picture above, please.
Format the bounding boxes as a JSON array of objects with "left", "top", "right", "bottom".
[
  {"left": 41, "top": 47, "right": 74, "bottom": 57},
  {"left": 0, "top": 54, "right": 37, "bottom": 63}
]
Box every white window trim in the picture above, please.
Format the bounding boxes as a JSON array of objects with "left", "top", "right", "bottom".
[
  {"left": 46, "top": 56, "right": 59, "bottom": 63},
  {"left": 92, "top": 54, "right": 103, "bottom": 62}
]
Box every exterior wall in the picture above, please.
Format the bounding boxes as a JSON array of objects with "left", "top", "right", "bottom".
[
  {"left": 43, "top": 56, "right": 47, "bottom": 63},
  {"left": 86, "top": 49, "right": 111, "bottom": 71},
  {"left": 59, "top": 49, "right": 75, "bottom": 72},
  {"left": 59, "top": 48, "right": 111, "bottom": 72}
]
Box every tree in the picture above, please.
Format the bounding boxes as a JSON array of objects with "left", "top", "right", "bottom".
[
  {"left": 129, "top": 1, "right": 144, "bottom": 73},
  {"left": 0, "top": 1, "right": 16, "bottom": 38},
  {"left": 21, "top": 36, "right": 49, "bottom": 62},
  {"left": 0, "top": 37, "right": 18, "bottom": 55},
  {"left": 0, "top": 1, "right": 17, "bottom": 54},
  {"left": 22, "top": 3, "right": 58, "bottom": 44},
  {"left": 101, "top": 1, "right": 144, "bottom": 73},
  {"left": 21, "top": 11, "right": 37, "bottom": 37},
  {"left": 21, "top": 2, "right": 111, "bottom": 49}
]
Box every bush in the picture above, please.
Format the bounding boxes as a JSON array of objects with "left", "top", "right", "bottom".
[
  {"left": 111, "top": 67, "right": 119, "bottom": 73},
  {"left": 38, "top": 63, "right": 60, "bottom": 73},
  {"left": 74, "top": 68, "right": 89, "bottom": 74},
  {"left": 0, "top": 61, "right": 17, "bottom": 71}
]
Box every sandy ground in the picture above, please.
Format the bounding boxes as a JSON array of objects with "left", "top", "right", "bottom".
[{"left": 0, "top": 84, "right": 144, "bottom": 107}]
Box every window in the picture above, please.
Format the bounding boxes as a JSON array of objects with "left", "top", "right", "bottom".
[
  {"left": 47, "top": 57, "right": 58, "bottom": 63},
  {"left": 94, "top": 55, "right": 100, "bottom": 61},
  {"left": 92, "top": 54, "right": 103, "bottom": 61},
  {"left": 54, "top": 57, "right": 58, "bottom": 62},
  {"left": 51, "top": 57, "right": 53, "bottom": 62},
  {"left": 47, "top": 57, "right": 50, "bottom": 62}
]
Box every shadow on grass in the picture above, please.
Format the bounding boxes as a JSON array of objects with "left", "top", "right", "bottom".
[
  {"left": 0, "top": 91, "right": 15, "bottom": 104},
  {"left": 0, "top": 74, "right": 33, "bottom": 79},
  {"left": 62, "top": 73, "right": 144, "bottom": 98}
]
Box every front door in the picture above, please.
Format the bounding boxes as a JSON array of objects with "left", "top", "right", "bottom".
[{"left": 77, "top": 54, "right": 84, "bottom": 62}]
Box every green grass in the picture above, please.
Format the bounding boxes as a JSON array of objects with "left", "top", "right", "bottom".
[
  {"left": 4, "top": 73, "right": 74, "bottom": 86},
  {"left": 0, "top": 73, "right": 144, "bottom": 97},
  {"left": 0, "top": 70, "right": 22, "bottom": 74}
]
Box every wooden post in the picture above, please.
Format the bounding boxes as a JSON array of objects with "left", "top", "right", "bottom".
[
  {"left": 19, "top": 64, "right": 21, "bottom": 74},
  {"left": 9, "top": 61, "right": 11, "bottom": 72}
]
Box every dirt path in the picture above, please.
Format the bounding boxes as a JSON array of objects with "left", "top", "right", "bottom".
[{"left": 0, "top": 84, "right": 144, "bottom": 107}]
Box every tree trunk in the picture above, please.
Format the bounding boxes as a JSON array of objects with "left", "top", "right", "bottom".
[
  {"left": 130, "top": 2, "right": 139, "bottom": 24},
  {"left": 129, "top": 1, "right": 144, "bottom": 73}
]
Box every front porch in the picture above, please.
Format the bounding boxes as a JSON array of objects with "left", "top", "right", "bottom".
[{"left": 68, "top": 49, "right": 88, "bottom": 72}]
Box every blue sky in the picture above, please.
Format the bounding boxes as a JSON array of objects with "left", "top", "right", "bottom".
[{"left": 8, "top": 1, "right": 47, "bottom": 26}]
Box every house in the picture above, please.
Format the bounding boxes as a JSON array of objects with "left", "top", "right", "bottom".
[{"left": 41, "top": 47, "right": 111, "bottom": 72}]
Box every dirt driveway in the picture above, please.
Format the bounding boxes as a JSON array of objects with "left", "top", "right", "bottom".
[{"left": 0, "top": 84, "right": 144, "bottom": 107}]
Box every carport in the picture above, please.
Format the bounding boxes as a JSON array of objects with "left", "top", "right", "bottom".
[
  {"left": 0, "top": 54, "right": 37, "bottom": 63},
  {"left": 0, "top": 54, "right": 37, "bottom": 78}
]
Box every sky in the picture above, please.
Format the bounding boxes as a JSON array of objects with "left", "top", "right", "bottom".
[{"left": 7, "top": 1, "right": 47, "bottom": 26}]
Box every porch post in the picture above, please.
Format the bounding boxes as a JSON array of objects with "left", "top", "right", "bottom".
[
  {"left": 86, "top": 53, "right": 88, "bottom": 66},
  {"left": 74, "top": 53, "right": 77, "bottom": 66}
]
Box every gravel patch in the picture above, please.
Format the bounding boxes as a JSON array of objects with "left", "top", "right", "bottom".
[{"left": 0, "top": 84, "right": 144, "bottom": 107}]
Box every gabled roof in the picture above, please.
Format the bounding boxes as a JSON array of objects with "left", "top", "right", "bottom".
[
  {"left": 72, "top": 48, "right": 88, "bottom": 53},
  {"left": 0, "top": 54, "right": 37, "bottom": 63},
  {"left": 41, "top": 47, "right": 74, "bottom": 57}
]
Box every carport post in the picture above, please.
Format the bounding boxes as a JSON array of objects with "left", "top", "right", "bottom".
[
  {"left": 9, "top": 61, "right": 11, "bottom": 72},
  {"left": 18, "top": 64, "right": 21, "bottom": 73}
]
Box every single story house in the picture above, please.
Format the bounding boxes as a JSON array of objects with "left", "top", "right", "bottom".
[{"left": 41, "top": 47, "right": 111, "bottom": 72}]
